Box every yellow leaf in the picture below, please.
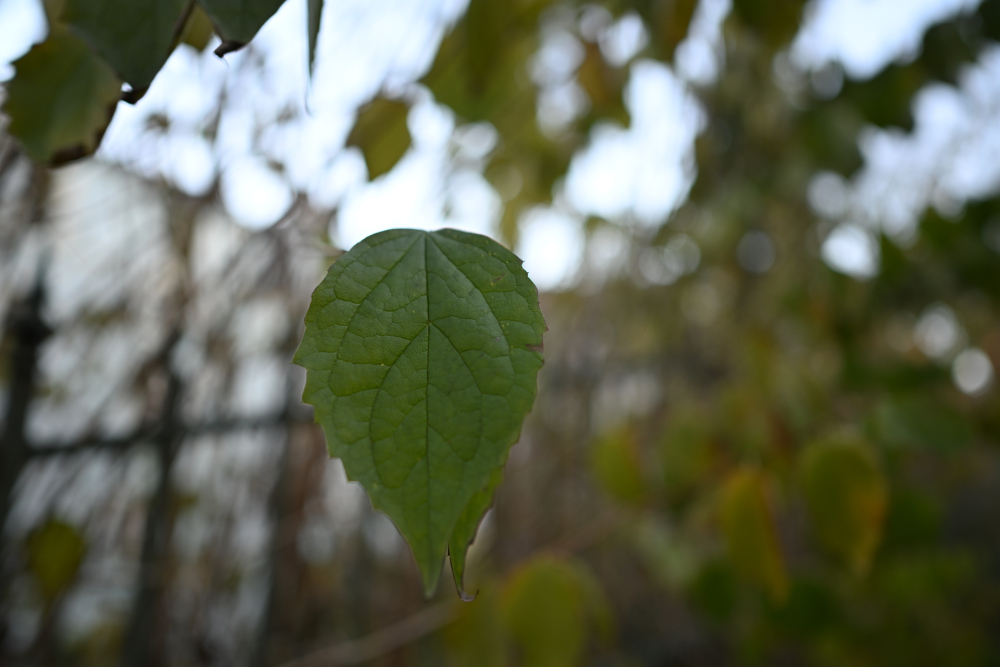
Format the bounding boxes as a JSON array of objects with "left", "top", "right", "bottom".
[
  {"left": 180, "top": 5, "right": 215, "bottom": 52},
  {"left": 445, "top": 585, "right": 505, "bottom": 667},
  {"left": 501, "top": 556, "right": 612, "bottom": 667},
  {"left": 25, "top": 519, "right": 87, "bottom": 604},
  {"left": 718, "top": 468, "right": 788, "bottom": 604}
]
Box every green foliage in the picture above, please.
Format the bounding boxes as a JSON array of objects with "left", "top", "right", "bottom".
[
  {"left": 62, "top": 0, "right": 187, "bottom": 92},
  {"left": 8, "top": 0, "right": 1000, "bottom": 662},
  {"left": 872, "top": 395, "right": 975, "bottom": 451},
  {"left": 658, "top": 408, "right": 716, "bottom": 507},
  {"left": 800, "top": 438, "right": 887, "bottom": 573},
  {"left": 346, "top": 96, "right": 412, "bottom": 180},
  {"left": 2, "top": 25, "right": 121, "bottom": 164},
  {"left": 25, "top": 519, "right": 87, "bottom": 605},
  {"left": 295, "top": 228, "right": 545, "bottom": 596},
  {"left": 588, "top": 426, "right": 649, "bottom": 505},
  {"left": 199, "top": 0, "right": 286, "bottom": 47},
  {"left": 422, "top": 0, "right": 581, "bottom": 243}
]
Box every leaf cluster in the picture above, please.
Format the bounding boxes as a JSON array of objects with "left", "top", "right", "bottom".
[{"left": 3, "top": 0, "right": 287, "bottom": 164}]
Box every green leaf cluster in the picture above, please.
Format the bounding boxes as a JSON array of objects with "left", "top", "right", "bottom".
[{"left": 3, "top": 0, "right": 290, "bottom": 164}]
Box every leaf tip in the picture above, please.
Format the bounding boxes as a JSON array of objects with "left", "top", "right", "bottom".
[
  {"left": 121, "top": 86, "right": 147, "bottom": 105},
  {"left": 214, "top": 40, "right": 245, "bottom": 57}
]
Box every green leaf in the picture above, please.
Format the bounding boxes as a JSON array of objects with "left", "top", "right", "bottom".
[
  {"left": 3, "top": 25, "right": 122, "bottom": 165},
  {"left": 295, "top": 228, "right": 545, "bottom": 596},
  {"left": 63, "top": 0, "right": 187, "bottom": 93},
  {"left": 346, "top": 96, "right": 412, "bottom": 180},
  {"left": 718, "top": 468, "right": 789, "bottom": 604},
  {"left": 421, "top": 0, "right": 541, "bottom": 124},
  {"left": 800, "top": 438, "right": 887, "bottom": 573},
  {"left": 500, "top": 556, "right": 611, "bottom": 667},
  {"left": 25, "top": 519, "right": 87, "bottom": 604},
  {"left": 307, "top": 0, "right": 323, "bottom": 77},
  {"left": 198, "top": 0, "right": 285, "bottom": 52}
]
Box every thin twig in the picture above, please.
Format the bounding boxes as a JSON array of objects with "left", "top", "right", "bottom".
[{"left": 275, "top": 602, "right": 455, "bottom": 667}]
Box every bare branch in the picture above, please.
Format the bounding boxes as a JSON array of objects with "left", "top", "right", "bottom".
[{"left": 25, "top": 411, "right": 314, "bottom": 458}]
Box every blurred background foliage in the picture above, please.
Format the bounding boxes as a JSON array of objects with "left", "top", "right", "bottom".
[{"left": 2, "top": 0, "right": 1000, "bottom": 665}]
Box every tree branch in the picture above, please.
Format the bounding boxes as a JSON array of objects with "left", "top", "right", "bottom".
[{"left": 23, "top": 411, "right": 314, "bottom": 458}]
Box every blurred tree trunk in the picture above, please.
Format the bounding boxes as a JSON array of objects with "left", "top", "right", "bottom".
[
  {"left": 118, "top": 341, "right": 182, "bottom": 667},
  {"left": 0, "top": 167, "right": 50, "bottom": 655}
]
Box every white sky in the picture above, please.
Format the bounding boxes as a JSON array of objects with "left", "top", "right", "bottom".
[
  {"left": 0, "top": 0, "right": 994, "bottom": 291},
  {"left": 792, "top": 0, "right": 982, "bottom": 78}
]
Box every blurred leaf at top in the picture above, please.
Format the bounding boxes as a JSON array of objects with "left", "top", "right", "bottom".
[
  {"left": 63, "top": 0, "right": 187, "bottom": 94},
  {"left": 307, "top": 0, "right": 323, "bottom": 76},
  {"left": 199, "top": 0, "right": 286, "bottom": 51},
  {"left": 422, "top": 0, "right": 538, "bottom": 123},
  {"left": 346, "top": 96, "right": 412, "bottom": 180},
  {"left": 3, "top": 25, "right": 121, "bottom": 165}
]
